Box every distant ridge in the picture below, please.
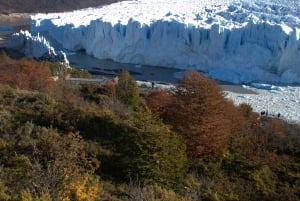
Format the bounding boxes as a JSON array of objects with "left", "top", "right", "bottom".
[{"left": 0, "top": 0, "right": 122, "bottom": 13}]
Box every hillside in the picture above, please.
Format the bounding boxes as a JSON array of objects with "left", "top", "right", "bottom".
[
  {"left": 0, "top": 52, "right": 299, "bottom": 200},
  {"left": 0, "top": 0, "right": 121, "bottom": 13}
]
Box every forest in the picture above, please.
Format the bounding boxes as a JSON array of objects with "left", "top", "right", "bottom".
[{"left": 0, "top": 51, "right": 299, "bottom": 201}]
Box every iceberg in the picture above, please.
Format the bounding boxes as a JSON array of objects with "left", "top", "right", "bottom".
[
  {"left": 6, "top": 30, "right": 69, "bottom": 64},
  {"left": 26, "top": 0, "right": 300, "bottom": 83}
]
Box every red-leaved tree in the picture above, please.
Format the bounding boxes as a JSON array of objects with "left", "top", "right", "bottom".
[{"left": 147, "top": 71, "right": 244, "bottom": 158}]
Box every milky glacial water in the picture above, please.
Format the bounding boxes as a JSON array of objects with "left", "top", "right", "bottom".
[{"left": 0, "top": 19, "right": 263, "bottom": 95}]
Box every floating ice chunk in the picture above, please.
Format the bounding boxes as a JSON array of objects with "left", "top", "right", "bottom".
[{"left": 251, "top": 83, "right": 284, "bottom": 91}]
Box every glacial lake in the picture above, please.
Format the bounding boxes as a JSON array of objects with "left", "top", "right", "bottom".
[
  {"left": 0, "top": 18, "right": 182, "bottom": 84},
  {"left": 0, "top": 17, "right": 254, "bottom": 94}
]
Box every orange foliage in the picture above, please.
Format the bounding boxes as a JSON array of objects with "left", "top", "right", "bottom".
[
  {"left": 0, "top": 57, "right": 55, "bottom": 93},
  {"left": 49, "top": 80, "right": 80, "bottom": 103},
  {"left": 147, "top": 71, "right": 245, "bottom": 158},
  {"left": 0, "top": 55, "right": 80, "bottom": 102},
  {"left": 232, "top": 113, "right": 291, "bottom": 165},
  {"left": 267, "top": 118, "right": 288, "bottom": 137},
  {"left": 104, "top": 80, "right": 117, "bottom": 97},
  {"left": 145, "top": 90, "right": 175, "bottom": 116}
]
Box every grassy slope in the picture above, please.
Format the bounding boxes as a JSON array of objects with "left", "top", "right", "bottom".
[{"left": 0, "top": 0, "right": 121, "bottom": 13}]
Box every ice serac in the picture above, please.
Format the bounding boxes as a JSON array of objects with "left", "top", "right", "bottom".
[
  {"left": 30, "top": 0, "right": 300, "bottom": 84},
  {"left": 6, "top": 30, "right": 69, "bottom": 64}
]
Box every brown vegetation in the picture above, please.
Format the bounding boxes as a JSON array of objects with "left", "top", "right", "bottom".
[
  {"left": 0, "top": 55, "right": 54, "bottom": 93},
  {"left": 0, "top": 54, "right": 299, "bottom": 200},
  {"left": 0, "top": 52, "right": 80, "bottom": 102},
  {"left": 147, "top": 71, "right": 244, "bottom": 158}
]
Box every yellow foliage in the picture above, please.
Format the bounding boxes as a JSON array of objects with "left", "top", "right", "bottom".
[
  {"left": 251, "top": 165, "right": 276, "bottom": 196},
  {"left": 19, "top": 189, "right": 51, "bottom": 201},
  {"left": 69, "top": 175, "right": 101, "bottom": 201},
  {"left": 19, "top": 189, "right": 32, "bottom": 201},
  {"left": 37, "top": 193, "right": 52, "bottom": 201},
  {"left": 126, "top": 184, "right": 192, "bottom": 201},
  {"left": 0, "top": 180, "right": 10, "bottom": 201}
]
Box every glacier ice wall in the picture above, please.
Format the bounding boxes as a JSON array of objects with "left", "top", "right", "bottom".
[
  {"left": 6, "top": 30, "right": 69, "bottom": 64},
  {"left": 30, "top": 0, "right": 300, "bottom": 84}
]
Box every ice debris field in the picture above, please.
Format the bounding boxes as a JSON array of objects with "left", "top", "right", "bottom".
[
  {"left": 5, "top": 0, "right": 300, "bottom": 122},
  {"left": 225, "top": 84, "right": 300, "bottom": 123}
]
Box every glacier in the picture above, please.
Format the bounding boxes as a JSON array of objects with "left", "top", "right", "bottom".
[
  {"left": 6, "top": 30, "right": 69, "bottom": 64},
  {"left": 27, "top": 0, "right": 300, "bottom": 84}
]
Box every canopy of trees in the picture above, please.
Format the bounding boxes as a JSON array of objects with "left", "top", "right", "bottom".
[
  {"left": 115, "top": 70, "right": 140, "bottom": 107},
  {"left": 0, "top": 53, "right": 299, "bottom": 200},
  {"left": 147, "top": 71, "right": 243, "bottom": 157}
]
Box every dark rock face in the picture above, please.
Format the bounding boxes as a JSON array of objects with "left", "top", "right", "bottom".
[
  {"left": 38, "top": 51, "right": 69, "bottom": 64},
  {"left": 0, "top": 47, "right": 25, "bottom": 59}
]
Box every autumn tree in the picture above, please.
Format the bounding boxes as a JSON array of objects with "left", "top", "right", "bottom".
[
  {"left": 0, "top": 58, "right": 55, "bottom": 93},
  {"left": 145, "top": 90, "right": 175, "bottom": 116},
  {"left": 148, "top": 71, "right": 243, "bottom": 158}
]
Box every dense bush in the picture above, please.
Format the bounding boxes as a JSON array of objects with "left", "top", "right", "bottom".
[
  {"left": 116, "top": 70, "right": 140, "bottom": 107},
  {"left": 0, "top": 54, "right": 299, "bottom": 200},
  {"left": 0, "top": 120, "right": 101, "bottom": 200},
  {"left": 46, "top": 61, "right": 91, "bottom": 78},
  {"left": 0, "top": 54, "right": 55, "bottom": 93},
  {"left": 105, "top": 107, "right": 188, "bottom": 187},
  {"left": 147, "top": 71, "right": 244, "bottom": 158}
]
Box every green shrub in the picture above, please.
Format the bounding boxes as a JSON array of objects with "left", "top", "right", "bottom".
[{"left": 116, "top": 71, "right": 139, "bottom": 107}]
